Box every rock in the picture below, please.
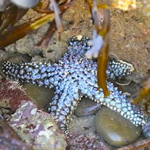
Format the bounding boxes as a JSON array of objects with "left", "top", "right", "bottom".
[
  {"left": 95, "top": 106, "right": 141, "bottom": 147},
  {"left": 9, "top": 101, "right": 67, "bottom": 150},
  {"left": 0, "top": 79, "right": 31, "bottom": 112},
  {"left": 0, "top": 118, "right": 31, "bottom": 150},
  {"left": 23, "top": 84, "right": 55, "bottom": 110},
  {"left": 67, "top": 133, "right": 111, "bottom": 150},
  {"left": 116, "top": 138, "right": 150, "bottom": 150},
  {"left": 142, "top": 117, "right": 150, "bottom": 138},
  {"left": 143, "top": 126, "right": 150, "bottom": 138},
  {"left": 74, "top": 97, "right": 101, "bottom": 117},
  {"left": 69, "top": 115, "right": 95, "bottom": 134}
]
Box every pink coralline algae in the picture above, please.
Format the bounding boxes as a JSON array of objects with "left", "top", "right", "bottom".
[{"left": 9, "top": 101, "right": 67, "bottom": 150}]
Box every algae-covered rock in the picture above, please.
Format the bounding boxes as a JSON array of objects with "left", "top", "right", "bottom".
[{"left": 9, "top": 101, "right": 67, "bottom": 150}]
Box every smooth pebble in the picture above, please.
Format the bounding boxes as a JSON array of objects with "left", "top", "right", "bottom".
[
  {"left": 95, "top": 106, "right": 142, "bottom": 147},
  {"left": 74, "top": 97, "right": 101, "bottom": 117},
  {"left": 23, "top": 84, "right": 54, "bottom": 110}
]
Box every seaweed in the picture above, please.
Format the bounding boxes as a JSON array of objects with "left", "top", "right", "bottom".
[
  {"left": 85, "top": 0, "right": 110, "bottom": 97},
  {"left": 132, "top": 78, "right": 150, "bottom": 112},
  {"left": 0, "top": 0, "right": 75, "bottom": 48}
]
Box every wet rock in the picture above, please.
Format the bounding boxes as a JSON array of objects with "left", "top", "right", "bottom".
[
  {"left": 68, "top": 115, "right": 112, "bottom": 149},
  {"left": 0, "top": 118, "right": 31, "bottom": 150},
  {"left": 142, "top": 117, "right": 150, "bottom": 138},
  {"left": 116, "top": 138, "right": 150, "bottom": 150},
  {"left": 0, "top": 52, "right": 30, "bottom": 64},
  {"left": 143, "top": 126, "right": 150, "bottom": 138},
  {"left": 69, "top": 115, "right": 95, "bottom": 134},
  {"left": 67, "top": 133, "right": 111, "bottom": 150},
  {"left": 74, "top": 97, "right": 101, "bottom": 117},
  {"left": 0, "top": 50, "right": 11, "bottom": 62},
  {"left": 9, "top": 101, "right": 67, "bottom": 150},
  {"left": 95, "top": 106, "right": 141, "bottom": 147},
  {"left": 23, "top": 84, "right": 55, "bottom": 110},
  {"left": 4, "top": 53, "right": 30, "bottom": 63},
  {"left": 0, "top": 79, "right": 31, "bottom": 112}
]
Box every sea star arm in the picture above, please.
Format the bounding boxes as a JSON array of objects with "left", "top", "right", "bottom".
[
  {"left": 107, "top": 58, "right": 134, "bottom": 79},
  {"left": 79, "top": 75, "right": 146, "bottom": 126},
  {"left": 49, "top": 80, "right": 80, "bottom": 131},
  {"left": 67, "top": 36, "right": 135, "bottom": 80},
  {"left": 2, "top": 61, "right": 60, "bottom": 88}
]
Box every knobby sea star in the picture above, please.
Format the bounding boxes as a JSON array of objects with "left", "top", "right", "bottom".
[{"left": 2, "top": 36, "right": 146, "bottom": 132}]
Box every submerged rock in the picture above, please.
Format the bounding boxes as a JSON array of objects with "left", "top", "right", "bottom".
[
  {"left": 23, "top": 84, "right": 54, "bottom": 110},
  {"left": 74, "top": 97, "right": 101, "bottom": 117},
  {"left": 95, "top": 106, "right": 141, "bottom": 147},
  {"left": 0, "top": 79, "right": 31, "bottom": 112},
  {"left": 9, "top": 101, "right": 67, "bottom": 150},
  {"left": 0, "top": 118, "right": 31, "bottom": 150},
  {"left": 142, "top": 117, "right": 150, "bottom": 138},
  {"left": 67, "top": 133, "right": 111, "bottom": 150}
]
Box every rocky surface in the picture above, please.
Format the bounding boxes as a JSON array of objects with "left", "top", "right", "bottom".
[
  {"left": 69, "top": 115, "right": 95, "bottom": 134},
  {"left": 9, "top": 101, "right": 67, "bottom": 150},
  {"left": 67, "top": 133, "right": 111, "bottom": 150},
  {"left": 0, "top": 79, "right": 31, "bottom": 112},
  {"left": 0, "top": 118, "right": 32, "bottom": 150},
  {"left": 74, "top": 97, "right": 101, "bottom": 117},
  {"left": 142, "top": 117, "right": 150, "bottom": 138},
  {"left": 95, "top": 106, "right": 142, "bottom": 147},
  {"left": 23, "top": 84, "right": 54, "bottom": 110},
  {"left": 1, "top": 0, "right": 150, "bottom": 149}
]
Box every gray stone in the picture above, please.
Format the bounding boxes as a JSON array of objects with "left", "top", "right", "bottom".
[
  {"left": 74, "top": 97, "right": 101, "bottom": 117},
  {"left": 23, "top": 84, "right": 54, "bottom": 110},
  {"left": 95, "top": 106, "right": 142, "bottom": 147},
  {"left": 143, "top": 116, "right": 150, "bottom": 138}
]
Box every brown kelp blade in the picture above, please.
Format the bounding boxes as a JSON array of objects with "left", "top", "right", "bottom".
[
  {"left": 97, "top": 34, "right": 109, "bottom": 97},
  {"left": 86, "top": 0, "right": 110, "bottom": 97},
  {"left": 0, "top": 4, "right": 28, "bottom": 34},
  {"left": 97, "top": 1, "right": 110, "bottom": 97},
  {"left": 132, "top": 78, "right": 150, "bottom": 105},
  {"left": 37, "top": 19, "right": 56, "bottom": 47},
  {"left": 0, "top": 14, "right": 54, "bottom": 49}
]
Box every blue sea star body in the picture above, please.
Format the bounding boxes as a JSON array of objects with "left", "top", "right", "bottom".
[{"left": 2, "top": 36, "right": 146, "bottom": 131}]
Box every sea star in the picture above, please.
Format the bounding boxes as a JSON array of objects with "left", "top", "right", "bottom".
[{"left": 2, "top": 36, "right": 146, "bottom": 132}]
